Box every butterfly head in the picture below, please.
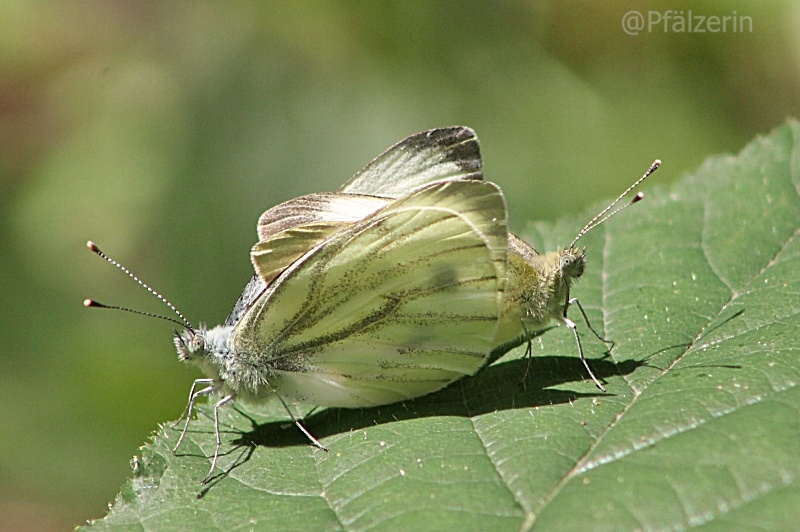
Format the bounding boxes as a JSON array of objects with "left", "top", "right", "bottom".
[
  {"left": 173, "top": 324, "right": 233, "bottom": 383},
  {"left": 559, "top": 246, "right": 586, "bottom": 281},
  {"left": 174, "top": 327, "right": 206, "bottom": 362}
]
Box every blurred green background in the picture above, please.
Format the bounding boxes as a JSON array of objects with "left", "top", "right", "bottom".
[{"left": 1, "top": 1, "right": 798, "bottom": 528}]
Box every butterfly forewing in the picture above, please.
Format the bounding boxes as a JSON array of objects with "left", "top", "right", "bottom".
[
  {"left": 234, "top": 180, "right": 507, "bottom": 407},
  {"left": 340, "top": 126, "right": 482, "bottom": 197}
]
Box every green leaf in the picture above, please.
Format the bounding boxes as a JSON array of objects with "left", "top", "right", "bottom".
[{"left": 86, "top": 121, "right": 800, "bottom": 530}]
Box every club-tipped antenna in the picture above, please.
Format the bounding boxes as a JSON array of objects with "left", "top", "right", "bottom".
[
  {"left": 85, "top": 241, "right": 194, "bottom": 331},
  {"left": 83, "top": 298, "right": 189, "bottom": 328},
  {"left": 570, "top": 159, "right": 660, "bottom": 248}
]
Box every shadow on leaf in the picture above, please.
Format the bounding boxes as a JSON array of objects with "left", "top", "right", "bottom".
[{"left": 223, "top": 354, "right": 646, "bottom": 453}]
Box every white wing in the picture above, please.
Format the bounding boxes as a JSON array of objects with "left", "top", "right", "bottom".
[
  {"left": 247, "top": 127, "right": 483, "bottom": 286},
  {"left": 234, "top": 180, "right": 508, "bottom": 408},
  {"left": 256, "top": 193, "right": 387, "bottom": 241},
  {"left": 256, "top": 127, "right": 482, "bottom": 245},
  {"left": 251, "top": 222, "right": 344, "bottom": 286},
  {"left": 252, "top": 194, "right": 387, "bottom": 285},
  {"left": 339, "top": 126, "right": 483, "bottom": 197}
]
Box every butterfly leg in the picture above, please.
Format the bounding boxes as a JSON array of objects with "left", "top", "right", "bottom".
[
  {"left": 201, "top": 394, "right": 234, "bottom": 484},
  {"left": 173, "top": 378, "right": 214, "bottom": 427},
  {"left": 173, "top": 379, "right": 214, "bottom": 453},
  {"left": 519, "top": 320, "right": 534, "bottom": 386},
  {"left": 568, "top": 297, "right": 615, "bottom": 348},
  {"left": 558, "top": 314, "right": 606, "bottom": 392},
  {"left": 275, "top": 393, "right": 329, "bottom": 452}
]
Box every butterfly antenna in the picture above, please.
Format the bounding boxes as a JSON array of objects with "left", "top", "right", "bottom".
[
  {"left": 570, "top": 159, "right": 660, "bottom": 247},
  {"left": 85, "top": 241, "right": 194, "bottom": 331},
  {"left": 83, "top": 299, "right": 189, "bottom": 328}
]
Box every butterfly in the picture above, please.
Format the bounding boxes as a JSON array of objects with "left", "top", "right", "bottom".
[
  {"left": 87, "top": 176, "right": 508, "bottom": 483},
  {"left": 247, "top": 126, "right": 658, "bottom": 393}
]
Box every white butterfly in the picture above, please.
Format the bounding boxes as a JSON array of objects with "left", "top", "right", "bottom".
[
  {"left": 175, "top": 178, "right": 507, "bottom": 480},
  {"left": 251, "top": 126, "right": 659, "bottom": 392},
  {"left": 89, "top": 177, "right": 506, "bottom": 483}
]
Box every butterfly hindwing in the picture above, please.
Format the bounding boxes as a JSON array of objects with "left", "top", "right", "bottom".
[
  {"left": 257, "top": 193, "right": 387, "bottom": 241},
  {"left": 234, "top": 180, "right": 508, "bottom": 407},
  {"left": 252, "top": 222, "right": 346, "bottom": 285},
  {"left": 248, "top": 127, "right": 485, "bottom": 287}
]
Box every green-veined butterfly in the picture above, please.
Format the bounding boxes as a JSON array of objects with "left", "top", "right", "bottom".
[
  {"left": 249, "top": 126, "right": 660, "bottom": 391},
  {"left": 87, "top": 178, "right": 508, "bottom": 483}
]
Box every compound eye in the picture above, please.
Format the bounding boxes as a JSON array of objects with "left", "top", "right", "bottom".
[{"left": 189, "top": 335, "right": 205, "bottom": 353}]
